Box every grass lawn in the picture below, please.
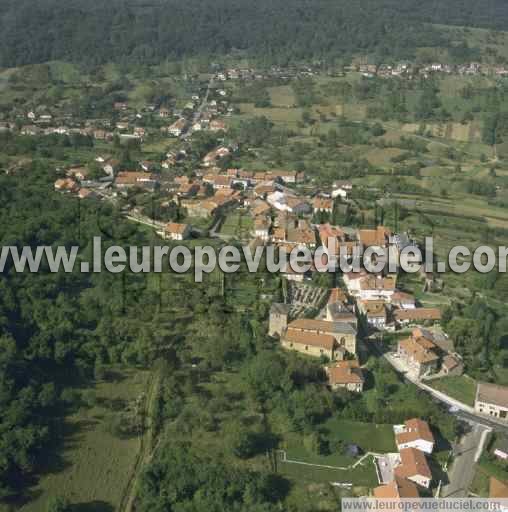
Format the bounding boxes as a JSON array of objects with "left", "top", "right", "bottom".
[
  {"left": 470, "top": 456, "right": 508, "bottom": 497},
  {"left": 321, "top": 419, "right": 396, "bottom": 453},
  {"left": 428, "top": 375, "right": 477, "bottom": 407},
  {"left": 278, "top": 454, "right": 378, "bottom": 487},
  {"left": 280, "top": 419, "right": 395, "bottom": 482},
  {"left": 15, "top": 369, "right": 151, "bottom": 512}
]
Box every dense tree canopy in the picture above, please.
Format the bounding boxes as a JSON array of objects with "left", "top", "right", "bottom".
[{"left": 1, "top": 0, "right": 508, "bottom": 68}]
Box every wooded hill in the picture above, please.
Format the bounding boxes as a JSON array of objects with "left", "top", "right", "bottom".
[{"left": 1, "top": 0, "right": 508, "bottom": 68}]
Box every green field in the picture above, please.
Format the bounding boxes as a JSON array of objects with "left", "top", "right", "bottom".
[
  {"left": 268, "top": 85, "right": 296, "bottom": 107},
  {"left": 428, "top": 375, "right": 477, "bottom": 407},
  {"left": 278, "top": 454, "right": 378, "bottom": 487},
  {"left": 219, "top": 211, "right": 254, "bottom": 238}
]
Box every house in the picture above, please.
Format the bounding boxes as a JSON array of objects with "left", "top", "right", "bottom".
[
  {"left": 318, "top": 224, "right": 346, "bottom": 253},
  {"left": 281, "top": 327, "right": 341, "bottom": 361},
  {"left": 265, "top": 170, "right": 304, "bottom": 184},
  {"left": 66, "top": 166, "right": 89, "bottom": 181},
  {"left": 181, "top": 199, "right": 217, "bottom": 218},
  {"left": 493, "top": 436, "right": 508, "bottom": 461},
  {"left": 254, "top": 216, "right": 271, "bottom": 242},
  {"left": 313, "top": 197, "right": 334, "bottom": 214},
  {"left": 394, "top": 448, "right": 432, "bottom": 488},
  {"left": 391, "top": 291, "right": 416, "bottom": 310},
  {"left": 285, "top": 318, "right": 357, "bottom": 354},
  {"left": 331, "top": 180, "right": 353, "bottom": 199},
  {"left": 359, "top": 300, "right": 387, "bottom": 329},
  {"left": 177, "top": 182, "right": 200, "bottom": 198},
  {"left": 266, "top": 191, "right": 311, "bottom": 215},
  {"left": 358, "top": 226, "right": 391, "bottom": 249},
  {"left": 209, "top": 120, "right": 226, "bottom": 132},
  {"left": 394, "top": 418, "right": 435, "bottom": 454},
  {"left": 286, "top": 221, "right": 317, "bottom": 248},
  {"left": 78, "top": 188, "right": 96, "bottom": 200},
  {"left": 394, "top": 308, "right": 441, "bottom": 326},
  {"left": 203, "top": 147, "right": 231, "bottom": 167},
  {"left": 54, "top": 178, "right": 79, "bottom": 193},
  {"left": 168, "top": 118, "right": 187, "bottom": 137},
  {"left": 269, "top": 303, "right": 291, "bottom": 337},
  {"left": 373, "top": 477, "right": 419, "bottom": 499},
  {"left": 159, "top": 107, "right": 171, "bottom": 118},
  {"left": 475, "top": 382, "right": 508, "bottom": 421},
  {"left": 252, "top": 201, "right": 272, "bottom": 217},
  {"left": 441, "top": 354, "right": 464, "bottom": 376},
  {"left": 115, "top": 171, "right": 158, "bottom": 190},
  {"left": 397, "top": 335, "right": 439, "bottom": 378},
  {"left": 326, "top": 303, "right": 357, "bottom": 326},
  {"left": 358, "top": 274, "right": 397, "bottom": 301},
  {"left": 207, "top": 175, "right": 232, "bottom": 190},
  {"left": 163, "top": 222, "right": 191, "bottom": 241},
  {"left": 325, "top": 359, "right": 364, "bottom": 392}
]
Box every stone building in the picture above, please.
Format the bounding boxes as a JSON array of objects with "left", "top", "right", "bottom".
[{"left": 269, "top": 303, "right": 291, "bottom": 337}]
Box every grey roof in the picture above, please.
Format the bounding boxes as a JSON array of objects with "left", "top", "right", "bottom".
[{"left": 476, "top": 382, "right": 508, "bottom": 409}]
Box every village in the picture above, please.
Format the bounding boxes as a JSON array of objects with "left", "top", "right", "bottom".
[
  {"left": 49, "top": 87, "right": 508, "bottom": 498},
  {"left": 3, "top": 53, "right": 508, "bottom": 504}
]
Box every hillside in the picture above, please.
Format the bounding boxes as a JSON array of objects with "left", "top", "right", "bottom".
[{"left": 1, "top": 0, "right": 508, "bottom": 68}]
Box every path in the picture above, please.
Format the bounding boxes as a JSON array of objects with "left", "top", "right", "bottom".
[
  {"left": 277, "top": 450, "right": 379, "bottom": 471},
  {"left": 118, "top": 370, "right": 162, "bottom": 512},
  {"left": 377, "top": 348, "right": 508, "bottom": 432}
]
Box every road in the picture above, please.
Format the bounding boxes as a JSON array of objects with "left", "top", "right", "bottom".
[
  {"left": 181, "top": 75, "right": 214, "bottom": 140},
  {"left": 441, "top": 423, "right": 490, "bottom": 497},
  {"left": 381, "top": 349, "right": 508, "bottom": 432}
]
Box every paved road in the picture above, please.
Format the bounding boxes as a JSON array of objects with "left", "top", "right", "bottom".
[
  {"left": 181, "top": 76, "right": 214, "bottom": 140},
  {"left": 380, "top": 350, "right": 508, "bottom": 432},
  {"left": 441, "top": 423, "right": 490, "bottom": 497}
]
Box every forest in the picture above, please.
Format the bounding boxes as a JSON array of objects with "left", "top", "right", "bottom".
[{"left": 1, "top": 0, "right": 508, "bottom": 68}]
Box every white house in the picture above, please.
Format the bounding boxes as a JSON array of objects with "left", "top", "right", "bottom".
[
  {"left": 394, "top": 448, "right": 432, "bottom": 488},
  {"left": 394, "top": 418, "right": 435, "bottom": 454}
]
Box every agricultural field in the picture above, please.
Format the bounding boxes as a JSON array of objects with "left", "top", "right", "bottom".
[{"left": 219, "top": 211, "right": 254, "bottom": 238}]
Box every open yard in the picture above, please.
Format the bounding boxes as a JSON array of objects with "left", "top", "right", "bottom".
[{"left": 428, "top": 375, "right": 477, "bottom": 407}]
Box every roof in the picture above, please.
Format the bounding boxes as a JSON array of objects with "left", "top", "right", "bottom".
[
  {"left": 358, "top": 226, "right": 391, "bottom": 247},
  {"left": 373, "top": 477, "right": 420, "bottom": 498},
  {"left": 313, "top": 197, "right": 334, "bottom": 209},
  {"left": 288, "top": 318, "right": 357, "bottom": 336},
  {"left": 165, "top": 222, "right": 189, "bottom": 235},
  {"left": 396, "top": 418, "right": 434, "bottom": 446},
  {"left": 392, "top": 290, "right": 416, "bottom": 303},
  {"left": 476, "top": 382, "right": 508, "bottom": 409},
  {"left": 286, "top": 226, "right": 316, "bottom": 246},
  {"left": 360, "top": 300, "right": 386, "bottom": 317},
  {"left": 284, "top": 328, "right": 336, "bottom": 351},
  {"left": 326, "top": 360, "right": 364, "bottom": 386},
  {"left": 360, "top": 275, "right": 397, "bottom": 291},
  {"left": 394, "top": 308, "right": 441, "bottom": 321},
  {"left": 442, "top": 354, "right": 462, "bottom": 371},
  {"left": 115, "top": 171, "right": 156, "bottom": 185},
  {"left": 398, "top": 337, "right": 439, "bottom": 365},
  {"left": 394, "top": 448, "right": 432, "bottom": 481},
  {"left": 328, "top": 287, "right": 348, "bottom": 304},
  {"left": 490, "top": 477, "right": 508, "bottom": 498}
]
